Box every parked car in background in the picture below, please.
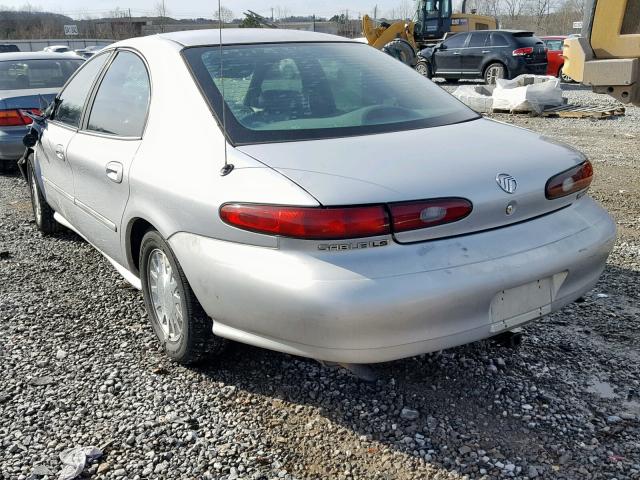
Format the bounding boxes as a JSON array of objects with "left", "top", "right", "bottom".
[
  {"left": 24, "top": 30, "right": 614, "bottom": 366},
  {"left": 75, "top": 45, "right": 104, "bottom": 59},
  {"left": 417, "top": 30, "right": 548, "bottom": 84},
  {"left": 542, "top": 36, "right": 573, "bottom": 82},
  {"left": 0, "top": 44, "right": 20, "bottom": 53},
  {"left": 0, "top": 52, "right": 83, "bottom": 172},
  {"left": 43, "top": 45, "right": 71, "bottom": 53}
]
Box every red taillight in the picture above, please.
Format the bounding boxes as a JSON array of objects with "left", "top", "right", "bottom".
[
  {"left": 389, "top": 198, "right": 473, "bottom": 233},
  {"left": 220, "top": 203, "right": 390, "bottom": 240},
  {"left": 512, "top": 47, "right": 534, "bottom": 56},
  {"left": 0, "top": 108, "right": 41, "bottom": 127},
  {"left": 545, "top": 160, "right": 593, "bottom": 199}
]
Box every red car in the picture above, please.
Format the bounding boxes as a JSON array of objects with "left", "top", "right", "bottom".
[{"left": 542, "top": 36, "right": 572, "bottom": 82}]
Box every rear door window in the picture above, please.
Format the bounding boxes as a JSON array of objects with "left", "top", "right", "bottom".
[
  {"left": 86, "top": 51, "right": 150, "bottom": 137},
  {"left": 54, "top": 53, "right": 109, "bottom": 128},
  {"left": 467, "top": 32, "right": 489, "bottom": 48}
]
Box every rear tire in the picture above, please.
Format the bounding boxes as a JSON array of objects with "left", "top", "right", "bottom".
[
  {"left": 415, "top": 59, "right": 432, "bottom": 78},
  {"left": 484, "top": 62, "right": 506, "bottom": 85},
  {"left": 26, "top": 157, "right": 60, "bottom": 234},
  {"left": 140, "top": 230, "right": 227, "bottom": 365}
]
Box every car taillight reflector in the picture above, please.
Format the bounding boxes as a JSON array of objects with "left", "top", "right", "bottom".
[
  {"left": 220, "top": 203, "right": 390, "bottom": 240},
  {"left": 0, "top": 108, "right": 41, "bottom": 126},
  {"left": 389, "top": 198, "right": 473, "bottom": 233},
  {"left": 545, "top": 160, "right": 593, "bottom": 199},
  {"left": 512, "top": 47, "right": 534, "bottom": 56}
]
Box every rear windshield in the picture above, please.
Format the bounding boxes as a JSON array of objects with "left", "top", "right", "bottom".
[
  {"left": 512, "top": 32, "right": 544, "bottom": 46},
  {"left": 184, "top": 42, "right": 479, "bottom": 145},
  {"left": 0, "top": 59, "right": 84, "bottom": 90}
]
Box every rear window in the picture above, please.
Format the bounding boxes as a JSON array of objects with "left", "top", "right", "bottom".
[
  {"left": 0, "top": 59, "right": 83, "bottom": 90},
  {"left": 184, "top": 42, "right": 478, "bottom": 145},
  {"left": 512, "top": 32, "right": 544, "bottom": 46}
]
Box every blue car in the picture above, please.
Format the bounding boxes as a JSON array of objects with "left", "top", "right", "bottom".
[{"left": 0, "top": 51, "right": 83, "bottom": 172}]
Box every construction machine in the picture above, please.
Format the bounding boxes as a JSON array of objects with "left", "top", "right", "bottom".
[
  {"left": 363, "top": 0, "right": 497, "bottom": 66},
  {"left": 563, "top": 0, "right": 640, "bottom": 107}
]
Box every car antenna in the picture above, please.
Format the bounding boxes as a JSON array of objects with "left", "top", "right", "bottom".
[{"left": 218, "top": 0, "right": 234, "bottom": 176}]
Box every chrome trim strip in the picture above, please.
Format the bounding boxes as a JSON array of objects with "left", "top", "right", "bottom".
[
  {"left": 42, "top": 176, "right": 74, "bottom": 201},
  {"left": 53, "top": 212, "right": 141, "bottom": 290},
  {"left": 74, "top": 198, "right": 117, "bottom": 232}
]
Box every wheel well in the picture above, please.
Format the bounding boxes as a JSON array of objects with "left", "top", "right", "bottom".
[{"left": 128, "top": 218, "right": 155, "bottom": 274}]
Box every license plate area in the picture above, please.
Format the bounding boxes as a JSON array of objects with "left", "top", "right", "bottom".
[{"left": 490, "top": 277, "right": 553, "bottom": 333}]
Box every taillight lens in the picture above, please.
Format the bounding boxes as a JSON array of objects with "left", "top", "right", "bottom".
[
  {"left": 545, "top": 160, "right": 593, "bottom": 199},
  {"left": 389, "top": 198, "right": 473, "bottom": 233},
  {"left": 512, "top": 47, "right": 534, "bottom": 56},
  {"left": 0, "top": 108, "right": 41, "bottom": 127},
  {"left": 220, "top": 203, "right": 390, "bottom": 240}
]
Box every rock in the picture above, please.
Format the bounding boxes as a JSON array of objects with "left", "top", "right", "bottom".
[
  {"left": 400, "top": 408, "right": 419, "bottom": 421},
  {"left": 55, "top": 349, "right": 67, "bottom": 360},
  {"left": 31, "top": 465, "right": 54, "bottom": 476},
  {"left": 607, "top": 415, "right": 623, "bottom": 424},
  {"left": 97, "top": 462, "right": 111, "bottom": 474},
  {"left": 528, "top": 465, "right": 539, "bottom": 477}
]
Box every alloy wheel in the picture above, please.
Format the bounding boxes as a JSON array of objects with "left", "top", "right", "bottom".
[{"left": 148, "top": 248, "right": 184, "bottom": 342}]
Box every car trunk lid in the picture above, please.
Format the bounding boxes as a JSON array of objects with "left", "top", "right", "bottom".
[{"left": 237, "top": 118, "right": 587, "bottom": 242}]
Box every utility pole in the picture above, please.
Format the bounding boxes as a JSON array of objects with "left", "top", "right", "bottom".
[
  {"left": 373, "top": 5, "right": 378, "bottom": 21},
  {"left": 312, "top": 14, "right": 316, "bottom": 32},
  {"left": 271, "top": 7, "right": 274, "bottom": 21}
]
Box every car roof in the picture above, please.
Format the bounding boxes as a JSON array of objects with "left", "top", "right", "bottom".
[
  {"left": 541, "top": 35, "right": 568, "bottom": 39},
  {"left": 0, "top": 51, "right": 82, "bottom": 61},
  {"left": 158, "top": 28, "right": 358, "bottom": 47}
]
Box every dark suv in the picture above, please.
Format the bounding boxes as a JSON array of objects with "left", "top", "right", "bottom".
[
  {"left": 0, "top": 44, "right": 20, "bottom": 53},
  {"left": 417, "top": 30, "right": 548, "bottom": 84}
]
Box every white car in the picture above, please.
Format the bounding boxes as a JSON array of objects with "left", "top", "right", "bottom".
[
  {"left": 43, "top": 45, "right": 71, "bottom": 53},
  {"left": 24, "top": 29, "right": 616, "bottom": 366}
]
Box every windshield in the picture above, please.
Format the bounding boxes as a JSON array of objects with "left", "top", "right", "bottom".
[
  {"left": 0, "top": 59, "right": 84, "bottom": 90},
  {"left": 184, "top": 42, "right": 478, "bottom": 145}
]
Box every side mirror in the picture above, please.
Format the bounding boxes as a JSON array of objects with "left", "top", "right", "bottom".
[{"left": 438, "top": 43, "right": 447, "bottom": 50}]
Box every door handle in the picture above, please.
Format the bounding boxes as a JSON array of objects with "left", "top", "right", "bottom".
[
  {"left": 482, "top": 50, "right": 491, "bottom": 53},
  {"left": 55, "top": 144, "right": 65, "bottom": 160},
  {"left": 105, "top": 161, "right": 123, "bottom": 183},
  {"left": 453, "top": 51, "right": 461, "bottom": 55}
]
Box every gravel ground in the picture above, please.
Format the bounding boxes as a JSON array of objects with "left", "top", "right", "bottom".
[{"left": 1, "top": 85, "right": 639, "bottom": 480}]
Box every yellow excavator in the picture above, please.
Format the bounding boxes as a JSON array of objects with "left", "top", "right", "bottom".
[
  {"left": 363, "top": 0, "right": 497, "bottom": 66},
  {"left": 563, "top": 0, "right": 639, "bottom": 107}
]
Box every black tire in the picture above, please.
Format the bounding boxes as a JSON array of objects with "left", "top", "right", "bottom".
[
  {"left": 139, "top": 230, "right": 226, "bottom": 365},
  {"left": 484, "top": 62, "right": 506, "bottom": 85},
  {"left": 382, "top": 39, "right": 417, "bottom": 67},
  {"left": 26, "top": 157, "right": 60, "bottom": 234},
  {"left": 415, "top": 59, "right": 432, "bottom": 78}
]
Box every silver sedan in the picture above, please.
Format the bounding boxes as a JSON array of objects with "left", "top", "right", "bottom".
[{"left": 24, "top": 29, "right": 616, "bottom": 365}]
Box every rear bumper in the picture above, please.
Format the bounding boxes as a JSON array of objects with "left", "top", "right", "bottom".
[
  {"left": 0, "top": 126, "right": 28, "bottom": 161},
  {"left": 513, "top": 60, "right": 548, "bottom": 76},
  {"left": 170, "top": 197, "right": 615, "bottom": 363}
]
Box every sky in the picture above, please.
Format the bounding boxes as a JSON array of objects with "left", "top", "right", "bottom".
[{"left": 0, "top": 0, "right": 420, "bottom": 20}]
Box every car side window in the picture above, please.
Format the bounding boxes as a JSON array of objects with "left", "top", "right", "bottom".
[
  {"left": 468, "top": 32, "right": 489, "bottom": 48},
  {"left": 54, "top": 53, "right": 109, "bottom": 128},
  {"left": 87, "top": 51, "right": 150, "bottom": 137},
  {"left": 443, "top": 34, "right": 467, "bottom": 49},
  {"left": 489, "top": 33, "right": 509, "bottom": 47}
]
